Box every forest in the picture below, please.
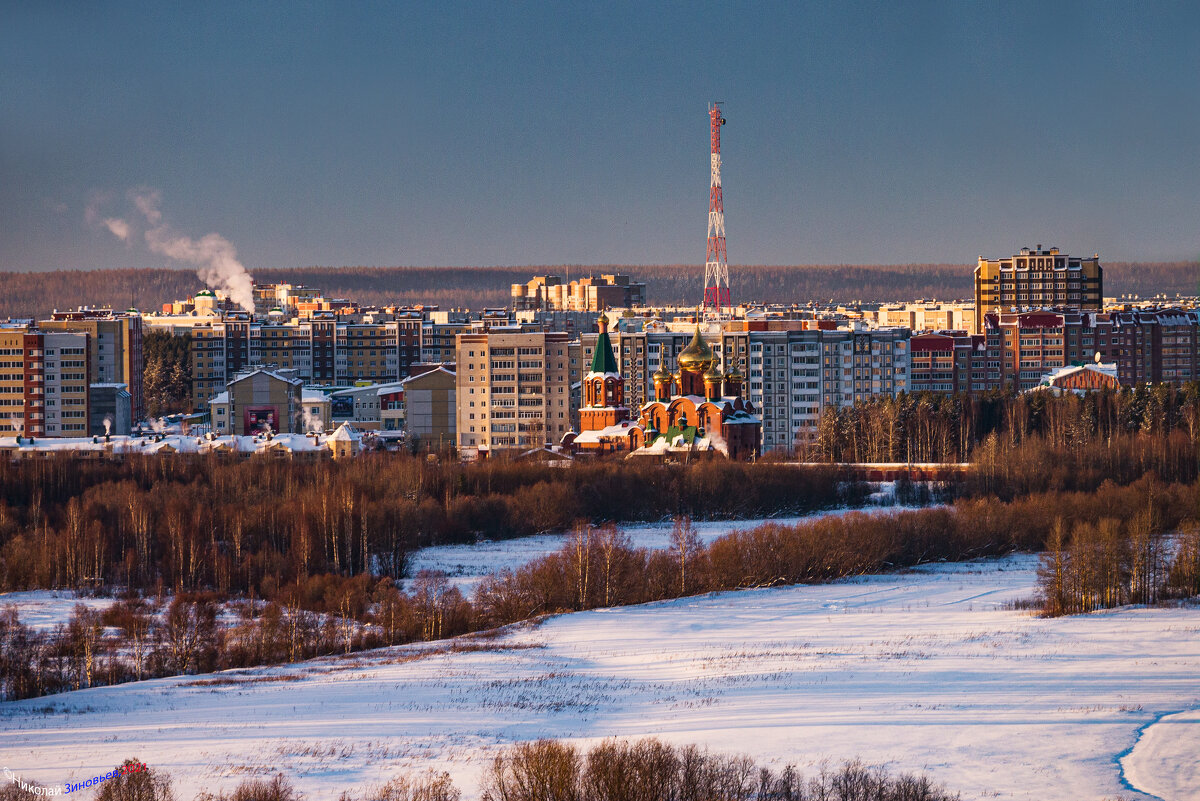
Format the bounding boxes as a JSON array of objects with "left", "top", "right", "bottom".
[
  {"left": 808, "top": 383, "right": 1200, "bottom": 479},
  {"left": 1, "top": 421, "right": 1198, "bottom": 700},
  {"left": 0, "top": 740, "right": 965, "bottom": 801},
  {"left": 0, "top": 261, "right": 1194, "bottom": 319},
  {"left": 1, "top": 392, "right": 1198, "bottom": 700}
]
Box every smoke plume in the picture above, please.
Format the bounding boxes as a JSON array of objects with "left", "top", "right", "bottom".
[
  {"left": 135, "top": 191, "right": 255, "bottom": 313},
  {"left": 88, "top": 187, "right": 256, "bottom": 313},
  {"left": 84, "top": 192, "right": 131, "bottom": 242}
]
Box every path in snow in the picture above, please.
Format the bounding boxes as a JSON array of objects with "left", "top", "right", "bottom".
[{"left": 2, "top": 554, "right": 1197, "bottom": 801}]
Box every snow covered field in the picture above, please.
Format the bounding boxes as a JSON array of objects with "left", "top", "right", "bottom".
[
  {"left": 2, "top": 554, "right": 1197, "bottom": 800},
  {"left": 0, "top": 590, "right": 115, "bottom": 631}
]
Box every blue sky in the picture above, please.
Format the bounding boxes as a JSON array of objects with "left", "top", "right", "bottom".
[{"left": 2, "top": 1, "right": 1199, "bottom": 271}]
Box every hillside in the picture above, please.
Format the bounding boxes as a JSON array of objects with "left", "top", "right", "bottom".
[
  {"left": 1, "top": 552, "right": 1194, "bottom": 800},
  {"left": 0, "top": 261, "right": 1195, "bottom": 319}
]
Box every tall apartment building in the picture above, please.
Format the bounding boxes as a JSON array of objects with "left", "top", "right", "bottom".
[
  {"left": 511, "top": 274, "right": 646, "bottom": 312},
  {"left": 40, "top": 309, "right": 144, "bottom": 424},
  {"left": 974, "top": 246, "right": 1102, "bottom": 330},
  {"left": 0, "top": 324, "right": 91, "bottom": 438},
  {"left": 148, "top": 312, "right": 424, "bottom": 409},
  {"left": 455, "top": 329, "right": 572, "bottom": 457}
]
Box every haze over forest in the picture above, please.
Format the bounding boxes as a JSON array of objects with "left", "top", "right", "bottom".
[{"left": 1, "top": 261, "right": 1195, "bottom": 320}]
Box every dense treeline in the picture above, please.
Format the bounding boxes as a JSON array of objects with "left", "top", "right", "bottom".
[
  {"left": 2, "top": 471, "right": 1197, "bottom": 701},
  {"left": 810, "top": 384, "right": 1200, "bottom": 475},
  {"left": 471, "top": 476, "right": 1197, "bottom": 629},
  {"left": 0, "top": 456, "right": 845, "bottom": 596},
  {"left": 1, "top": 261, "right": 1194, "bottom": 318},
  {"left": 0, "top": 741, "right": 964, "bottom": 801}
]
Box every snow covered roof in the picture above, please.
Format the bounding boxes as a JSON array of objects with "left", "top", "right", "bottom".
[
  {"left": 1, "top": 430, "right": 358, "bottom": 457},
  {"left": 329, "top": 422, "right": 362, "bottom": 442},
  {"left": 400, "top": 366, "right": 456, "bottom": 385},
  {"left": 229, "top": 368, "right": 303, "bottom": 388},
  {"left": 571, "top": 420, "right": 642, "bottom": 444},
  {"left": 209, "top": 391, "right": 231, "bottom": 405}
]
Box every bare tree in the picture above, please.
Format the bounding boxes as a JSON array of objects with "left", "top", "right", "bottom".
[{"left": 670, "top": 516, "right": 701, "bottom": 596}]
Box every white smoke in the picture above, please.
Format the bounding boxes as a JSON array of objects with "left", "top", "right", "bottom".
[
  {"left": 135, "top": 191, "right": 255, "bottom": 313},
  {"left": 88, "top": 187, "right": 256, "bottom": 313},
  {"left": 145, "top": 226, "right": 255, "bottom": 313},
  {"left": 103, "top": 416, "right": 113, "bottom": 435},
  {"left": 130, "top": 187, "right": 162, "bottom": 224},
  {"left": 84, "top": 192, "right": 131, "bottom": 242},
  {"left": 299, "top": 407, "right": 324, "bottom": 434}
]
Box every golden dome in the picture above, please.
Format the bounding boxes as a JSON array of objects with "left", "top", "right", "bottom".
[
  {"left": 726, "top": 359, "right": 743, "bottom": 380},
  {"left": 677, "top": 327, "right": 715, "bottom": 372},
  {"left": 704, "top": 362, "right": 723, "bottom": 381},
  {"left": 653, "top": 365, "right": 671, "bottom": 383},
  {"left": 597, "top": 311, "right": 609, "bottom": 326}
]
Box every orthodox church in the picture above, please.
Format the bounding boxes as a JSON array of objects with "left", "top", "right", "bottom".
[
  {"left": 564, "top": 316, "right": 761, "bottom": 459},
  {"left": 562, "top": 313, "right": 642, "bottom": 453},
  {"left": 631, "top": 327, "right": 761, "bottom": 459}
]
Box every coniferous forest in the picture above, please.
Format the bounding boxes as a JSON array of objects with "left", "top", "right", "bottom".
[{"left": 1, "top": 261, "right": 1195, "bottom": 319}]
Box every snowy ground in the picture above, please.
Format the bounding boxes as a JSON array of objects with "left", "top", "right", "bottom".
[
  {"left": 0, "top": 590, "right": 116, "bottom": 632},
  {"left": 2, "top": 554, "right": 1197, "bottom": 801},
  {"left": 404, "top": 494, "right": 921, "bottom": 595}
]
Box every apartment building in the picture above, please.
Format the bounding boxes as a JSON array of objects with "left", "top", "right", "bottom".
[
  {"left": 148, "top": 312, "right": 423, "bottom": 409},
  {"left": 909, "top": 332, "right": 993, "bottom": 394},
  {"left": 1109, "top": 308, "right": 1200, "bottom": 386},
  {"left": 209, "top": 368, "right": 303, "bottom": 435},
  {"left": 875, "top": 302, "right": 976, "bottom": 334},
  {"left": 0, "top": 324, "right": 90, "bottom": 438},
  {"left": 40, "top": 309, "right": 144, "bottom": 424},
  {"left": 980, "top": 310, "right": 1114, "bottom": 392},
  {"left": 974, "top": 246, "right": 1102, "bottom": 330},
  {"left": 511, "top": 273, "right": 646, "bottom": 312},
  {"left": 455, "top": 329, "right": 572, "bottom": 457}
]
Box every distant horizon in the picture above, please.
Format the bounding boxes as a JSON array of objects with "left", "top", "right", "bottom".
[{"left": 5, "top": 255, "right": 1200, "bottom": 275}]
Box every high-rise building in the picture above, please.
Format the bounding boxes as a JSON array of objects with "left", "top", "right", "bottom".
[
  {"left": 40, "top": 309, "right": 144, "bottom": 425},
  {"left": 455, "top": 329, "right": 573, "bottom": 457},
  {"left": 974, "top": 245, "right": 1102, "bottom": 330},
  {"left": 0, "top": 323, "right": 91, "bottom": 438},
  {"left": 147, "top": 313, "right": 424, "bottom": 409}
]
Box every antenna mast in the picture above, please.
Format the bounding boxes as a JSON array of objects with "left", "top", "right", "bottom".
[{"left": 702, "top": 103, "right": 731, "bottom": 318}]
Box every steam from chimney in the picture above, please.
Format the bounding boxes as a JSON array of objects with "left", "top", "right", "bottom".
[
  {"left": 87, "top": 187, "right": 256, "bottom": 313},
  {"left": 299, "top": 407, "right": 324, "bottom": 434},
  {"left": 103, "top": 416, "right": 113, "bottom": 436}
]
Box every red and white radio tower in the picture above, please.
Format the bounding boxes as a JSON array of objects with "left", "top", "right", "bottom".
[{"left": 702, "top": 103, "right": 731, "bottom": 317}]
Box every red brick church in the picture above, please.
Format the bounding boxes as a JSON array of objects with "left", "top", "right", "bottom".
[
  {"left": 564, "top": 317, "right": 761, "bottom": 459},
  {"left": 630, "top": 327, "right": 761, "bottom": 460}
]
